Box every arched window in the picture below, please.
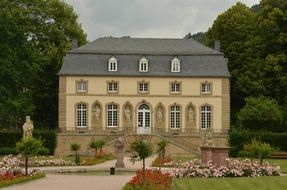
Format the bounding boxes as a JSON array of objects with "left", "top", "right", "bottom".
[
  {"left": 76, "top": 103, "right": 87, "bottom": 128},
  {"left": 108, "top": 56, "right": 118, "bottom": 71},
  {"left": 107, "top": 103, "right": 118, "bottom": 127},
  {"left": 170, "top": 105, "right": 181, "bottom": 128},
  {"left": 201, "top": 105, "right": 212, "bottom": 129}
]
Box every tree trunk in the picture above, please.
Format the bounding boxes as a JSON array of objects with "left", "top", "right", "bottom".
[
  {"left": 25, "top": 157, "right": 28, "bottom": 176},
  {"left": 143, "top": 158, "right": 146, "bottom": 187},
  {"left": 260, "top": 157, "right": 263, "bottom": 165},
  {"left": 159, "top": 152, "right": 162, "bottom": 171}
]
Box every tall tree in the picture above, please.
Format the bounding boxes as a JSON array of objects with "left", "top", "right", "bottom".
[
  {"left": 206, "top": 2, "right": 263, "bottom": 121},
  {"left": 256, "top": 0, "right": 287, "bottom": 107},
  {"left": 0, "top": 0, "right": 87, "bottom": 129}
]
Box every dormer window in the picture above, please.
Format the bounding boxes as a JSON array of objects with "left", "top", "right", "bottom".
[
  {"left": 108, "top": 56, "right": 117, "bottom": 71},
  {"left": 171, "top": 57, "right": 180, "bottom": 72},
  {"left": 139, "top": 57, "right": 148, "bottom": 72}
]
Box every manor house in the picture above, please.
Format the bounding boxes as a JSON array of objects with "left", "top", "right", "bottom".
[{"left": 57, "top": 37, "right": 230, "bottom": 155}]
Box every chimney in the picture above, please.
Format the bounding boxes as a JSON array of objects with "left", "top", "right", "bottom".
[
  {"left": 214, "top": 41, "right": 220, "bottom": 51},
  {"left": 72, "top": 38, "right": 78, "bottom": 49}
]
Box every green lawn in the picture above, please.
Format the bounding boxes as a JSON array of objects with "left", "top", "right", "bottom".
[
  {"left": 172, "top": 176, "right": 287, "bottom": 190},
  {"left": 0, "top": 173, "right": 45, "bottom": 188},
  {"left": 172, "top": 156, "right": 195, "bottom": 163}
]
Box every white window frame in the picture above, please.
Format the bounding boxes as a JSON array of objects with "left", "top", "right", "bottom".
[
  {"left": 76, "top": 104, "right": 87, "bottom": 128},
  {"left": 77, "top": 81, "right": 87, "bottom": 92},
  {"left": 139, "top": 82, "right": 148, "bottom": 93},
  {"left": 171, "top": 57, "right": 181, "bottom": 72},
  {"left": 139, "top": 57, "right": 148, "bottom": 72},
  {"left": 107, "top": 104, "right": 118, "bottom": 127},
  {"left": 170, "top": 105, "right": 181, "bottom": 129},
  {"left": 108, "top": 82, "right": 118, "bottom": 93},
  {"left": 108, "top": 56, "right": 118, "bottom": 72},
  {"left": 171, "top": 82, "right": 180, "bottom": 93},
  {"left": 201, "top": 82, "right": 212, "bottom": 94},
  {"left": 201, "top": 105, "right": 212, "bottom": 129}
]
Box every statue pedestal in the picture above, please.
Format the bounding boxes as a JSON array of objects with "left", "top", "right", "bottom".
[
  {"left": 115, "top": 153, "right": 125, "bottom": 168},
  {"left": 200, "top": 146, "right": 230, "bottom": 166}
]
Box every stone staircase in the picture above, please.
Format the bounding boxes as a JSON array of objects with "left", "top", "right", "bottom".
[{"left": 103, "top": 133, "right": 200, "bottom": 157}]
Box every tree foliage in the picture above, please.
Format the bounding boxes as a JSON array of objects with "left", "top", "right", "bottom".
[
  {"left": 16, "top": 138, "right": 45, "bottom": 175},
  {"left": 237, "top": 96, "right": 284, "bottom": 132},
  {"left": 206, "top": 0, "right": 287, "bottom": 126},
  {"left": 239, "top": 139, "right": 275, "bottom": 164},
  {"left": 70, "top": 143, "right": 81, "bottom": 165},
  {"left": 90, "top": 139, "right": 106, "bottom": 157},
  {"left": 0, "top": 0, "right": 87, "bottom": 129},
  {"left": 127, "top": 139, "right": 153, "bottom": 186}
]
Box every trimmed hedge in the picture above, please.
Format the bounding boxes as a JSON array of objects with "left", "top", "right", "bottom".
[
  {"left": 0, "top": 147, "right": 17, "bottom": 155},
  {"left": 0, "top": 130, "right": 56, "bottom": 155},
  {"left": 229, "top": 130, "right": 287, "bottom": 157}
]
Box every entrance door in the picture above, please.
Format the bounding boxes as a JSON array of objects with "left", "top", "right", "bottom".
[{"left": 137, "top": 104, "right": 151, "bottom": 134}]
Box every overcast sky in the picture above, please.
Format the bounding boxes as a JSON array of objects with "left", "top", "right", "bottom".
[{"left": 63, "top": 0, "right": 259, "bottom": 41}]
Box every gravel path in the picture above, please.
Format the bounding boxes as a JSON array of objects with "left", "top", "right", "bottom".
[
  {"left": 4, "top": 156, "right": 156, "bottom": 190},
  {"left": 4, "top": 174, "right": 133, "bottom": 190}
]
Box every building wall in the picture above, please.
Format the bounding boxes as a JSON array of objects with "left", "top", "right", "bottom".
[{"left": 59, "top": 76, "right": 229, "bottom": 132}]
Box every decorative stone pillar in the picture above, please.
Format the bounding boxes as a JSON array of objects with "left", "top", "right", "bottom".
[
  {"left": 200, "top": 146, "right": 230, "bottom": 166},
  {"left": 115, "top": 137, "right": 125, "bottom": 168}
]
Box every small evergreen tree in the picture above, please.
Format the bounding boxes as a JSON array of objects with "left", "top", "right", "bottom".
[
  {"left": 90, "top": 140, "right": 106, "bottom": 157},
  {"left": 70, "top": 143, "right": 81, "bottom": 165},
  {"left": 16, "top": 138, "right": 45, "bottom": 175},
  {"left": 240, "top": 139, "right": 275, "bottom": 164},
  {"left": 127, "top": 139, "right": 153, "bottom": 187},
  {"left": 156, "top": 139, "right": 168, "bottom": 171}
]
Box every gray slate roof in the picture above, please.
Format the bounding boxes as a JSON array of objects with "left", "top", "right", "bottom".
[{"left": 59, "top": 37, "right": 230, "bottom": 77}]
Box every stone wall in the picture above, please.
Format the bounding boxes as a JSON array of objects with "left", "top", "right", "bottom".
[{"left": 55, "top": 133, "right": 228, "bottom": 157}]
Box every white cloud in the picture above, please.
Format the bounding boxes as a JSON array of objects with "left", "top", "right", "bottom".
[{"left": 64, "top": 0, "right": 260, "bottom": 41}]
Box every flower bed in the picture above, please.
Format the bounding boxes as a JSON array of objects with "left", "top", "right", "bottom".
[
  {"left": 167, "top": 158, "right": 280, "bottom": 178},
  {"left": 123, "top": 169, "right": 172, "bottom": 190},
  {"left": 152, "top": 156, "right": 173, "bottom": 167},
  {"left": 31, "top": 156, "right": 75, "bottom": 167},
  {"left": 0, "top": 155, "right": 42, "bottom": 186}
]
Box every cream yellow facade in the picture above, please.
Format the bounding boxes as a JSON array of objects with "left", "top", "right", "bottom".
[
  {"left": 59, "top": 76, "right": 229, "bottom": 133},
  {"left": 57, "top": 37, "right": 230, "bottom": 155}
]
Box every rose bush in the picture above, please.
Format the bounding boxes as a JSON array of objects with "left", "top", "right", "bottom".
[
  {"left": 167, "top": 158, "right": 280, "bottom": 178},
  {"left": 124, "top": 169, "right": 172, "bottom": 190},
  {"left": 0, "top": 155, "right": 40, "bottom": 182}
]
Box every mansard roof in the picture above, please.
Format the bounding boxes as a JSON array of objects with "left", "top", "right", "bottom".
[{"left": 59, "top": 37, "right": 230, "bottom": 77}]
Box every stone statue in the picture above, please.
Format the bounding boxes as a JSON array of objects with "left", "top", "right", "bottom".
[
  {"left": 93, "top": 105, "right": 101, "bottom": 121},
  {"left": 188, "top": 107, "right": 194, "bottom": 123},
  {"left": 201, "top": 128, "right": 213, "bottom": 146},
  {"left": 156, "top": 108, "right": 163, "bottom": 125},
  {"left": 124, "top": 107, "right": 131, "bottom": 122},
  {"left": 115, "top": 137, "right": 125, "bottom": 168},
  {"left": 22, "top": 116, "right": 34, "bottom": 140}
]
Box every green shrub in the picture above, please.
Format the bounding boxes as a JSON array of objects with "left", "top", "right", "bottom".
[
  {"left": 229, "top": 130, "right": 287, "bottom": 157},
  {"left": 0, "top": 147, "right": 17, "bottom": 155},
  {"left": 70, "top": 143, "right": 81, "bottom": 165},
  {"left": 237, "top": 96, "right": 284, "bottom": 132},
  {"left": 239, "top": 139, "right": 275, "bottom": 164},
  {"left": 0, "top": 130, "right": 56, "bottom": 155},
  {"left": 34, "top": 130, "right": 57, "bottom": 154},
  {"left": 0, "top": 131, "right": 22, "bottom": 147}
]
